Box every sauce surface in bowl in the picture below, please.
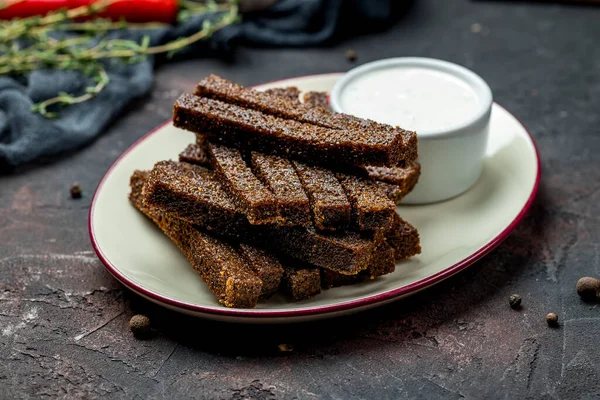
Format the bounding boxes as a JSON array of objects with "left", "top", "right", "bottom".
[{"left": 340, "top": 67, "right": 480, "bottom": 133}]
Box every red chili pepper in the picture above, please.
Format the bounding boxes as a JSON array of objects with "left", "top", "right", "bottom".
[{"left": 0, "top": 0, "right": 180, "bottom": 23}]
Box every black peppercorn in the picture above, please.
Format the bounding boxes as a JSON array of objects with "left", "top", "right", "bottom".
[
  {"left": 546, "top": 312, "right": 559, "bottom": 327},
  {"left": 509, "top": 294, "right": 522, "bottom": 309},
  {"left": 70, "top": 183, "right": 82, "bottom": 199},
  {"left": 346, "top": 49, "right": 357, "bottom": 62},
  {"left": 129, "top": 314, "right": 151, "bottom": 338},
  {"left": 576, "top": 277, "right": 600, "bottom": 301},
  {"left": 277, "top": 344, "right": 294, "bottom": 352}
]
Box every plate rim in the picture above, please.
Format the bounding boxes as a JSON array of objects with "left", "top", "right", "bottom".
[{"left": 88, "top": 73, "right": 541, "bottom": 319}]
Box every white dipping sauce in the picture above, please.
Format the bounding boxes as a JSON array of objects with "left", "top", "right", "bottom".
[{"left": 340, "top": 67, "right": 480, "bottom": 133}]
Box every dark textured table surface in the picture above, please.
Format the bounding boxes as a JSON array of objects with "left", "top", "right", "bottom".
[{"left": 2, "top": 0, "right": 600, "bottom": 398}]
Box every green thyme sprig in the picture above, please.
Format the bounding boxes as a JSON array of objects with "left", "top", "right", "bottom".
[
  {"left": 0, "top": 0, "right": 240, "bottom": 118},
  {"left": 30, "top": 67, "right": 109, "bottom": 118}
]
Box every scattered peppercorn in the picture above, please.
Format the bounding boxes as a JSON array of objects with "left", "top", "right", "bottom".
[
  {"left": 129, "top": 314, "right": 151, "bottom": 338},
  {"left": 346, "top": 49, "right": 357, "bottom": 62},
  {"left": 277, "top": 343, "right": 294, "bottom": 352},
  {"left": 576, "top": 277, "right": 600, "bottom": 301},
  {"left": 546, "top": 312, "right": 559, "bottom": 327},
  {"left": 70, "top": 183, "right": 82, "bottom": 199},
  {"left": 509, "top": 294, "right": 522, "bottom": 309},
  {"left": 470, "top": 23, "right": 483, "bottom": 33}
]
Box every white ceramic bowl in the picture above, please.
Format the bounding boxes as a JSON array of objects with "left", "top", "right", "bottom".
[{"left": 330, "top": 57, "right": 493, "bottom": 204}]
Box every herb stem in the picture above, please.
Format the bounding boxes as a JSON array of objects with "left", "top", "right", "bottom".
[{"left": 32, "top": 68, "right": 110, "bottom": 118}]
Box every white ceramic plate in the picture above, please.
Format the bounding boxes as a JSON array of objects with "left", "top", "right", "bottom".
[{"left": 89, "top": 73, "right": 540, "bottom": 323}]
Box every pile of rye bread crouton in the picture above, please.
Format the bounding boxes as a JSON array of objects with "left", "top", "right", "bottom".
[{"left": 129, "top": 75, "right": 421, "bottom": 308}]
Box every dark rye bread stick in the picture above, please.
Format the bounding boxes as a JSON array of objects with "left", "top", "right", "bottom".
[
  {"left": 321, "top": 241, "right": 396, "bottom": 288},
  {"left": 302, "top": 91, "right": 329, "bottom": 109},
  {"left": 142, "top": 161, "right": 248, "bottom": 237},
  {"left": 266, "top": 226, "right": 375, "bottom": 275},
  {"left": 264, "top": 87, "right": 301, "bottom": 102},
  {"left": 336, "top": 173, "right": 396, "bottom": 231},
  {"left": 143, "top": 161, "right": 377, "bottom": 274},
  {"left": 130, "top": 170, "right": 262, "bottom": 308},
  {"left": 179, "top": 135, "right": 210, "bottom": 166},
  {"left": 279, "top": 261, "right": 321, "bottom": 301},
  {"left": 193, "top": 75, "right": 418, "bottom": 163},
  {"left": 237, "top": 244, "right": 284, "bottom": 298},
  {"left": 378, "top": 182, "right": 404, "bottom": 204},
  {"left": 292, "top": 161, "right": 351, "bottom": 231},
  {"left": 387, "top": 213, "right": 421, "bottom": 261},
  {"left": 250, "top": 152, "right": 311, "bottom": 228},
  {"left": 365, "top": 163, "right": 421, "bottom": 189},
  {"left": 320, "top": 214, "right": 422, "bottom": 288},
  {"left": 179, "top": 143, "right": 210, "bottom": 166},
  {"left": 174, "top": 94, "right": 408, "bottom": 168},
  {"left": 367, "top": 163, "right": 421, "bottom": 204},
  {"left": 207, "top": 142, "right": 279, "bottom": 225},
  {"left": 363, "top": 241, "right": 396, "bottom": 278}
]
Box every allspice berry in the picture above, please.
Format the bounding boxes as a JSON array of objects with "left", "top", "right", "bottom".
[
  {"left": 70, "top": 183, "right": 82, "bottom": 199},
  {"left": 576, "top": 277, "right": 600, "bottom": 301},
  {"left": 129, "top": 314, "right": 151, "bottom": 338},
  {"left": 509, "top": 294, "right": 522, "bottom": 309},
  {"left": 277, "top": 343, "right": 294, "bottom": 352},
  {"left": 346, "top": 49, "right": 357, "bottom": 62},
  {"left": 546, "top": 312, "right": 559, "bottom": 327}
]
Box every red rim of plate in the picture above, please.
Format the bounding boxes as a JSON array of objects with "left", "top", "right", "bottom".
[{"left": 88, "top": 73, "right": 542, "bottom": 319}]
